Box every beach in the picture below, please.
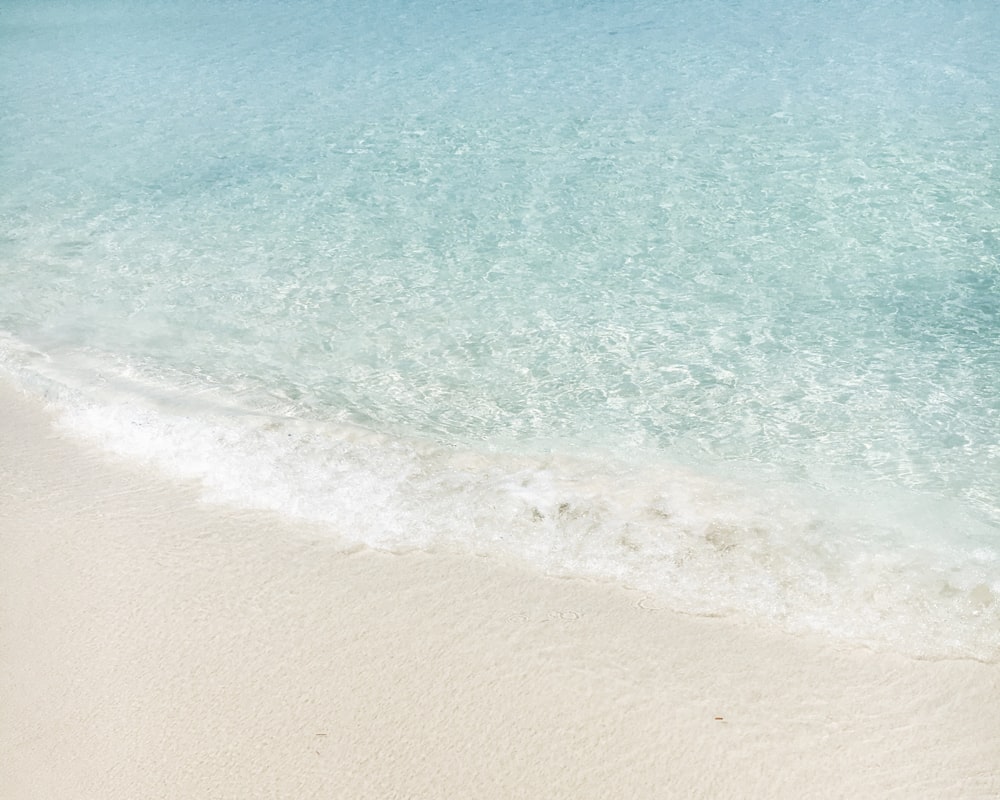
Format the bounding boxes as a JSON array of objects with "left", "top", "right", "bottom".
[
  {"left": 3, "top": 0, "right": 1000, "bottom": 795},
  {"left": 2, "top": 379, "right": 998, "bottom": 799}
]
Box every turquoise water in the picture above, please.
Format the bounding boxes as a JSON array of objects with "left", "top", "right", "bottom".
[{"left": 1, "top": 0, "right": 998, "bottom": 659}]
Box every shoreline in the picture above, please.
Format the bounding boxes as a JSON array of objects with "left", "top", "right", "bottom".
[{"left": 2, "top": 379, "right": 998, "bottom": 798}]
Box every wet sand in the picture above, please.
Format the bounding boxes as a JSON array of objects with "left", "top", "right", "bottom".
[{"left": 2, "top": 380, "right": 998, "bottom": 799}]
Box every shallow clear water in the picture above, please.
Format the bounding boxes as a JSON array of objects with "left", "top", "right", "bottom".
[{"left": 2, "top": 0, "right": 998, "bottom": 659}]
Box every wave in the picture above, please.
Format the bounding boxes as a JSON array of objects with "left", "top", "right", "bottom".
[{"left": 3, "top": 332, "right": 997, "bottom": 662}]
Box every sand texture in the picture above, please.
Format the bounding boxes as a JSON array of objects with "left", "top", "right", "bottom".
[{"left": 2, "top": 380, "right": 998, "bottom": 799}]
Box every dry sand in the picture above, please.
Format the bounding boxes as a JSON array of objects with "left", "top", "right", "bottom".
[{"left": 2, "top": 379, "right": 998, "bottom": 799}]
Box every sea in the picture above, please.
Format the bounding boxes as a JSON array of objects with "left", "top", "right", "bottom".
[{"left": 1, "top": 0, "right": 997, "bottom": 660}]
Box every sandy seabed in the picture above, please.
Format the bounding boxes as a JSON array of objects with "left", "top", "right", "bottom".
[{"left": 1, "top": 379, "right": 998, "bottom": 799}]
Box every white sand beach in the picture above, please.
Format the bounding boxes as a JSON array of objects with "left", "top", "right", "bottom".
[{"left": 2, "top": 379, "right": 998, "bottom": 799}]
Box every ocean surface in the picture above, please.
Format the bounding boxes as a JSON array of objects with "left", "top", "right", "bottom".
[{"left": 1, "top": 0, "right": 998, "bottom": 659}]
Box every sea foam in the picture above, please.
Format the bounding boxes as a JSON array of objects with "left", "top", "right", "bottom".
[{"left": 3, "top": 338, "right": 997, "bottom": 661}]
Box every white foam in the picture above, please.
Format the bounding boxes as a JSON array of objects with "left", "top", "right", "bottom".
[{"left": 3, "top": 338, "right": 997, "bottom": 662}]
